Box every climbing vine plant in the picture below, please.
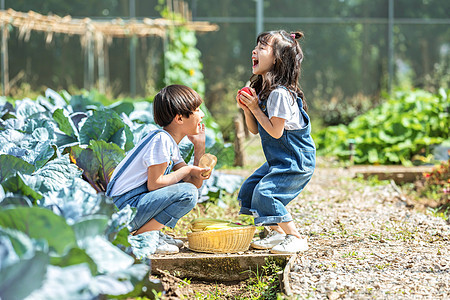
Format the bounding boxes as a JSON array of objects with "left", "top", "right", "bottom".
[{"left": 158, "top": 1, "right": 205, "bottom": 96}]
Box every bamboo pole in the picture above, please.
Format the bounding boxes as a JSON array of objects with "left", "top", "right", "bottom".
[
  {"left": 96, "top": 33, "right": 105, "bottom": 93},
  {"left": 1, "top": 24, "right": 9, "bottom": 96},
  {"left": 233, "top": 115, "right": 246, "bottom": 167}
]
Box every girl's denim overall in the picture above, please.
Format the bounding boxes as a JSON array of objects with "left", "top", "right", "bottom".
[
  {"left": 238, "top": 88, "right": 316, "bottom": 226},
  {"left": 106, "top": 129, "right": 198, "bottom": 232}
]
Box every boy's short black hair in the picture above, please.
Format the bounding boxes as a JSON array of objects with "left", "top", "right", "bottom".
[{"left": 153, "top": 85, "right": 203, "bottom": 127}]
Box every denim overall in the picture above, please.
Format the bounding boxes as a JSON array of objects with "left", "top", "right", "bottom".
[
  {"left": 106, "top": 129, "right": 198, "bottom": 231},
  {"left": 238, "top": 87, "right": 316, "bottom": 226}
]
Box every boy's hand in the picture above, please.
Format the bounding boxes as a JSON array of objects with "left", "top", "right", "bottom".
[
  {"left": 190, "top": 165, "right": 211, "bottom": 180},
  {"left": 187, "top": 123, "right": 206, "bottom": 147}
]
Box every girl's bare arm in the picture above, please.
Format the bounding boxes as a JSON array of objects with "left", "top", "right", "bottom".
[{"left": 250, "top": 110, "right": 285, "bottom": 139}]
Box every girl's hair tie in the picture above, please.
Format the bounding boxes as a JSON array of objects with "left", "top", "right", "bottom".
[{"left": 290, "top": 33, "right": 296, "bottom": 40}]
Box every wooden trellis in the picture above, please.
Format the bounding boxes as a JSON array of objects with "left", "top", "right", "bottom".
[{"left": 0, "top": 7, "right": 218, "bottom": 95}]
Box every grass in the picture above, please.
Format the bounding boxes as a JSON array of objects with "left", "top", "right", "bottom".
[
  {"left": 426, "top": 206, "right": 449, "bottom": 221},
  {"left": 188, "top": 258, "right": 286, "bottom": 300}
]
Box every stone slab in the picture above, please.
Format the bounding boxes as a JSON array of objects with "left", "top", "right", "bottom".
[{"left": 151, "top": 250, "right": 292, "bottom": 281}]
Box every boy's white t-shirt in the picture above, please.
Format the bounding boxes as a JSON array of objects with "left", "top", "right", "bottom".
[
  {"left": 109, "top": 131, "right": 184, "bottom": 197},
  {"left": 266, "top": 87, "right": 305, "bottom": 130}
]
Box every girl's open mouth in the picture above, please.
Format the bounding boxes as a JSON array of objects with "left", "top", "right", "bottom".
[{"left": 252, "top": 59, "right": 259, "bottom": 68}]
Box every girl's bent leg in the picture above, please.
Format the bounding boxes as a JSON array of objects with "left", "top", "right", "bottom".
[
  {"left": 278, "top": 221, "right": 301, "bottom": 239},
  {"left": 131, "top": 182, "right": 198, "bottom": 231},
  {"left": 238, "top": 163, "right": 269, "bottom": 215}
]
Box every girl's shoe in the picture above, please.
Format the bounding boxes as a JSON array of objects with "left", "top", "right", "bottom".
[
  {"left": 159, "top": 232, "right": 184, "bottom": 248},
  {"left": 270, "top": 235, "right": 308, "bottom": 254},
  {"left": 251, "top": 230, "right": 286, "bottom": 249}
]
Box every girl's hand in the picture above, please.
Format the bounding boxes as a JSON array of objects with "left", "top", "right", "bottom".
[
  {"left": 237, "top": 87, "right": 259, "bottom": 111},
  {"left": 236, "top": 91, "right": 249, "bottom": 111},
  {"left": 187, "top": 123, "right": 206, "bottom": 147}
]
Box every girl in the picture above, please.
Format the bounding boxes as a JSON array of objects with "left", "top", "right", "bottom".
[{"left": 236, "top": 30, "right": 316, "bottom": 254}]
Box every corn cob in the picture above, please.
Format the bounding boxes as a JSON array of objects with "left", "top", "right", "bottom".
[
  {"left": 189, "top": 217, "right": 229, "bottom": 232},
  {"left": 203, "top": 223, "right": 245, "bottom": 231}
]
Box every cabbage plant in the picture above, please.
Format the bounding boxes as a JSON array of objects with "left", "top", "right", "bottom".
[{"left": 0, "top": 89, "right": 242, "bottom": 298}]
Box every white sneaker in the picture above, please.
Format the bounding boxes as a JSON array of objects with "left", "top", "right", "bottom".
[
  {"left": 154, "top": 239, "right": 179, "bottom": 255},
  {"left": 251, "top": 230, "right": 286, "bottom": 250},
  {"left": 159, "top": 232, "right": 184, "bottom": 248},
  {"left": 270, "top": 235, "right": 308, "bottom": 254}
]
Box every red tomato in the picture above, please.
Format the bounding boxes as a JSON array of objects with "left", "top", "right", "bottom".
[{"left": 239, "top": 87, "right": 253, "bottom": 96}]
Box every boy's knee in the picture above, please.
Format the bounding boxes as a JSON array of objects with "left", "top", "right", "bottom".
[{"left": 178, "top": 182, "right": 198, "bottom": 206}]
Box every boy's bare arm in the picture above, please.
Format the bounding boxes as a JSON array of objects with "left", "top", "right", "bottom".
[
  {"left": 147, "top": 162, "right": 209, "bottom": 191},
  {"left": 147, "top": 162, "right": 187, "bottom": 191},
  {"left": 176, "top": 162, "right": 210, "bottom": 188}
]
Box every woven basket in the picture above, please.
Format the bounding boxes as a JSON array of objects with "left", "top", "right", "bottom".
[{"left": 187, "top": 226, "right": 256, "bottom": 254}]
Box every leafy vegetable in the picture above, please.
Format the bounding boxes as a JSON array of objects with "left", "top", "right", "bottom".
[
  {"left": 0, "top": 88, "right": 240, "bottom": 298},
  {"left": 314, "top": 88, "right": 449, "bottom": 165}
]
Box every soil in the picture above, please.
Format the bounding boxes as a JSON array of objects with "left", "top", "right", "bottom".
[{"left": 152, "top": 272, "right": 248, "bottom": 299}]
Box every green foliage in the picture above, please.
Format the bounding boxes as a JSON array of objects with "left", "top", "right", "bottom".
[
  {"left": 163, "top": 27, "right": 205, "bottom": 97},
  {"left": 0, "top": 207, "right": 77, "bottom": 255},
  {"left": 416, "top": 157, "right": 450, "bottom": 206},
  {"left": 78, "top": 108, "right": 134, "bottom": 152},
  {"left": 313, "top": 93, "right": 378, "bottom": 126},
  {"left": 0, "top": 203, "right": 160, "bottom": 298},
  {"left": 314, "top": 88, "right": 449, "bottom": 165},
  {"left": 70, "top": 140, "right": 125, "bottom": 193},
  {"left": 0, "top": 88, "right": 238, "bottom": 298}
]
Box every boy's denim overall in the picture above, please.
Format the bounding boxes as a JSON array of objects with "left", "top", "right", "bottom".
[
  {"left": 106, "top": 129, "right": 198, "bottom": 232},
  {"left": 238, "top": 87, "right": 316, "bottom": 226}
]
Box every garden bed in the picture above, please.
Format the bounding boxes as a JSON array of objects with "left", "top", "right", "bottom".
[
  {"left": 151, "top": 246, "right": 291, "bottom": 282},
  {"left": 350, "top": 165, "right": 434, "bottom": 183}
]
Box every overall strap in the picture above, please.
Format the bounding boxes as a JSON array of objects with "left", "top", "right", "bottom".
[{"left": 105, "top": 129, "right": 165, "bottom": 197}]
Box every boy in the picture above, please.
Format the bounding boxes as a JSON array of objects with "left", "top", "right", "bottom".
[{"left": 106, "top": 85, "right": 211, "bottom": 256}]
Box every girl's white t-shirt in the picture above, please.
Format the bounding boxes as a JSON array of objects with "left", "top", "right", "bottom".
[
  {"left": 109, "top": 131, "right": 184, "bottom": 197},
  {"left": 266, "top": 87, "right": 305, "bottom": 130}
]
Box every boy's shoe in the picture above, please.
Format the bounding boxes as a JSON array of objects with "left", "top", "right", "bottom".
[
  {"left": 128, "top": 231, "right": 159, "bottom": 259},
  {"left": 251, "top": 230, "right": 286, "bottom": 250},
  {"left": 270, "top": 235, "right": 308, "bottom": 254},
  {"left": 154, "top": 239, "right": 179, "bottom": 255},
  {"left": 159, "top": 232, "right": 184, "bottom": 248}
]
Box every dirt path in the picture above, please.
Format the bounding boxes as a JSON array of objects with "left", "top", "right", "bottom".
[
  {"left": 155, "top": 162, "right": 449, "bottom": 299},
  {"left": 288, "top": 166, "right": 450, "bottom": 299}
]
